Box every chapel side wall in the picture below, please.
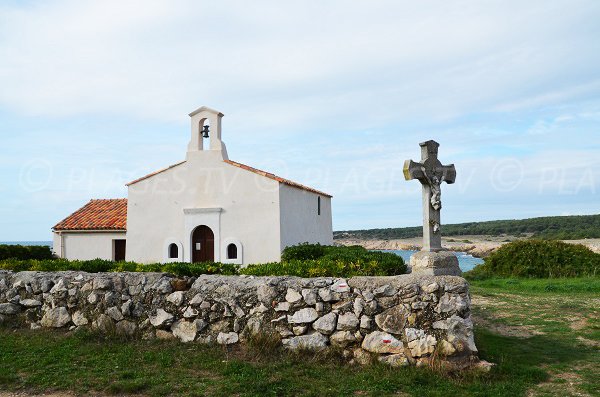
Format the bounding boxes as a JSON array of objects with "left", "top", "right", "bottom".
[
  {"left": 54, "top": 232, "right": 126, "bottom": 261},
  {"left": 279, "top": 185, "right": 333, "bottom": 251},
  {"left": 126, "top": 156, "right": 282, "bottom": 265}
]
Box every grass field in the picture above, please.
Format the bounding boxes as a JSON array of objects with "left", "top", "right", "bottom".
[{"left": 0, "top": 278, "right": 598, "bottom": 397}]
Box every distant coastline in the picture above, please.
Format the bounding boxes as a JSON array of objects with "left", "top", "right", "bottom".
[{"left": 0, "top": 241, "right": 52, "bottom": 247}]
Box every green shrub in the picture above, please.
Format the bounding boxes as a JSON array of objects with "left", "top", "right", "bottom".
[
  {"left": 466, "top": 240, "right": 600, "bottom": 279},
  {"left": 0, "top": 258, "right": 237, "bottom": 277},
  {"left": 0, "top": 244, "right": 405, "bottom": 278},
  {"left": 0, "top": 244, "right": 54, "bottom": 260},
  {"left": 245, "top": 244, "right": 406, "bottom": 277},
  {"left": 281, "top": 243, "right": 327, "bottom": 261}
]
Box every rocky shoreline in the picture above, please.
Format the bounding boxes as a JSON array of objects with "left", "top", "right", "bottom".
[{"left": 335, "top": 236, "right": 600, "bottom": 258}]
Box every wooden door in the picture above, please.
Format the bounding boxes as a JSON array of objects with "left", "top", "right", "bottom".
[
  {"left": 192, "top": 225, "right": 214, "bottom": 263},
  {"left": 114, "top": 239, "right": 126, "bottom": 261}
]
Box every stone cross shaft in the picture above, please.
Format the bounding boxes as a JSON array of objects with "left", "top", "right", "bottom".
[{"left": 404, "top": 140, "right": 456, "bottom": 252}]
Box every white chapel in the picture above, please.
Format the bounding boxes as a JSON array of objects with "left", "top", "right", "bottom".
[{"left": 52, "top": 106, "right": 333, "bottom": 265}]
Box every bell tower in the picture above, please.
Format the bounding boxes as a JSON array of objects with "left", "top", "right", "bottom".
[{"left": 186, "top": 106, "right": 229, "bottom": 160}]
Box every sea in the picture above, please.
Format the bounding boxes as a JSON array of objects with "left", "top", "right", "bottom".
[
  {"left": 0, "top": 241, "right": 52, "bottom": 247},
  {"left": 385, "top": 250, "right": 484, "bottom": 272}
]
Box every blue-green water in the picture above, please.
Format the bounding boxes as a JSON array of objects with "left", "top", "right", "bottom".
[
  {"left": 0, "top": 241, "right": 52, "bottom": 246},
  {"left": 386, "top": 250, "right": 484, "bottom": 272}
]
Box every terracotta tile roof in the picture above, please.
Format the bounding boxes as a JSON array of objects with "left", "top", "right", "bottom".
[
  {"left": 53, "top": 199, "right": 127, "bottom": 231},
  {"left": 224, "top": 160, "right": 332, "bottom": 197},
  {"left": 125, "top": 158, "right": 332, "bottom": 197},
  {"left": 126, "top": 161, "right": 186, "bottom": 186}
]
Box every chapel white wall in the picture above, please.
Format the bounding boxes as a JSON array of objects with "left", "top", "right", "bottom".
[
  {"left": 52, "top": 231, "right": 126, "bottom": 261},
  {"left": 278, "top": 185, "right": 333, "bottom": 251},
  {"left": 126, "top": 154, "right": 282, "bottom": 265}
]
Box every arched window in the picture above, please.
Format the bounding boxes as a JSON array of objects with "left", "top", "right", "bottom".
[
  {"left": 227, "top": 243, "right": 238, "bottom": 259},
  {"left": 168, "top": 243, "right": 179, "bottom": 259}
]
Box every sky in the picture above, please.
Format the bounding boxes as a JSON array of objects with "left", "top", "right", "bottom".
[{"left": 1, "top": 0, "right": 599, "bottom": 241}]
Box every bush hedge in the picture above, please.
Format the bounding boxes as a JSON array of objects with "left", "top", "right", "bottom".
[
  {"left": 0, "top": 258, "right": 239, "bottom": 277},
  {"left": 466, "top": 240, "right": 600, "bottom": 279},
  {"left": 0, "top": 244, "right": 54, "bottom": 261},
  {"left": 0, "top": 243, "right": 405, "bottom": 278}
]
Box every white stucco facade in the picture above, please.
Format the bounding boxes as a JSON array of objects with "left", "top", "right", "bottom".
[
  {"left": 53, "top": 106, "right": 333, "bottom": 265},
  {"left": 53, "top": 231, "right": 126, "bottom": 261}
]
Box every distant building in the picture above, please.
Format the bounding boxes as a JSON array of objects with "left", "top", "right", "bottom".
[{"left": 52, "top": 106, "right": 333, "bottom": 265}]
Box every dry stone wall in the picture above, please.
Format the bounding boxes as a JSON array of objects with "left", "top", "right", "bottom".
[{"left": 0, "top": 270, "right": 479, "bottom": 368}]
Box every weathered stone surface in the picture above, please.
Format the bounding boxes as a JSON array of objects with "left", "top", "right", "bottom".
[
  {"left": 312, "top": 312, "right": 337, "bottom": 335},
  {"left": 362, "top": 331, "right": 404, "bottom": 354},
  {"left": 171, "top": 320, "right": 198, "bottom": 342},
  {"left": 282, "top": 332, "right": 328, "bottom": 350},
  {"left": 330, "top": 330, "right": 357, "bottom": 347},
  {"left": 337, "top": 313, "right": 359, "bottom": 331},
  {"left": 183, "top": 306, "right": 198, "bottom": 318},
  {"left": 275, "top": 302, "right": 291, "bottom": 312},
  {"left": 360, "top": 315, "right": 372, "bottom": 330},
  {"left": 331, "top": 279, "right": 350, "bottom": 293},
  {"left": 106, "top": 306, "right": 124, "bottom": 322},
  {"left": 293, "top": 325, "right": 308, "bottom": 335},
  {"left": 378, "top": 353, "right": 409, "bottom": 367},
  {"left": 93, "top": 277, "right": 112, "bottom": 290},
  {"left": 72, "top": 311, "right": 89, "bottom": 326},
  {"left": 217, "top": 332, "right": 239, "bottom": 345},
  {"left": 433, "top": 315, "right": 477, "bottom": 353},
  {"left": 19, "top": 299, "right": 42, "bottom": 308},
  {"left": 92, "top": 314, "right": 114, "bottom": 333},
  {"left": 301, "top": 289, "right": 317, "bottom": 305},
  {"left": 156, "top": 329, "right": 175, "bottom": 340},
  {"left": 410, "top": 251, "right": 461, "bottom": 276},
  {"left": 318, "top": 288, "right": 339, "bottom": 302},
  {"left": 436, "top": 293, "right": 468, "bottom": 314},
  {"left": 116, "top": 320, "right": 137, "bottom": 337},
  {"left": 287, "top": 308, "right": 318, "bottom": 324},
  {"left": 0, "top": 271, "right": 478, "bottom": 369},
  {"left": 40, "top": 307, "right": 71, "bottom": 328},
  {"left": 375, "top": 305, "right": 410, "bottom": 334},
  {"left": 0, "top": 303, "right": 21, "bottom": 315},
  {"left": 149, "top": 309, "right": 174, "bottom": 327},
  {"left": 257, "top": 284, "right": 276, "bottom": 305},
  {"left": 405, "top": 328, "right": 437, "bottom": 357},
  {"left": 285, "top": 289, "right": 302, "bottom": 303},
  {"left": 166, "top": 291, "right": 185, "bottom": 306},
  {"left": 374, "top": 284, "right": 397, "bottom": 297}
]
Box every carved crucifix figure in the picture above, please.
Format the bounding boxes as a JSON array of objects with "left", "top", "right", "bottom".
[{"left": 404, "top": 140, "right": 456, "bottom": 252}]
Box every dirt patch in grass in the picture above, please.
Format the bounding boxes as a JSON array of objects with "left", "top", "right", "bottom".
[
  {"left": 472, "top": 314, "right": 543, "bottom": 338},
  {"left": 527, "top": 369, "right": 594, "bottom": 397},
  {"left": 570, "top": 317, "right": 589, "bottom": 331},
  {"left": 576, "top": 336, "right": 600, "bottom": 348}
]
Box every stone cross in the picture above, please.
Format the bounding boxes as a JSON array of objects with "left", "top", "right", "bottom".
[{"left": 404, "top": 140, "right": 456, "bottom": 252}]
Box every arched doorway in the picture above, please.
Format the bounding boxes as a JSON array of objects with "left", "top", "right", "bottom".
[{"left": 191, "top": 225, "right": 214, "bottom": 263}]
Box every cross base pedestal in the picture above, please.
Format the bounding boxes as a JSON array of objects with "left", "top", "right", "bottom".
[{"left": 409, "top": 251, "right": 462, "bottom": 276}]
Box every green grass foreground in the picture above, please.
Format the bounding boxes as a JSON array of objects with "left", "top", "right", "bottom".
[{"left": 1, "top": 277, "right": 598, "bottom": 396}]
